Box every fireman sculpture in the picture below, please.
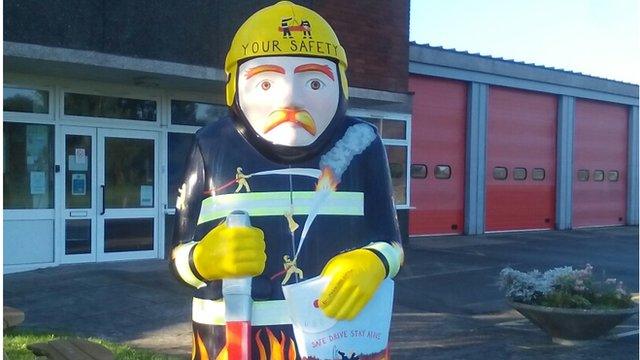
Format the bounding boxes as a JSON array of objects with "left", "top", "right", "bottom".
[{"left": 171, "top": 2, "right": 403, "bottom": 359}]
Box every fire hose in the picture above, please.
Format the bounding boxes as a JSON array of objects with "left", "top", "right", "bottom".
[{"left": 222, "top": 210, "right": 253, "bottom": 360}]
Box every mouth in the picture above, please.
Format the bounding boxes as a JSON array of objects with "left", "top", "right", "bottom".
[{"left": 263, "top": 108, "right": 317, "bottom": 135}]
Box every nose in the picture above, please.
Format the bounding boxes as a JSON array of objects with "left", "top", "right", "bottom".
[{"left": 286, "top": 79, "right": 306, "bottom": 109}]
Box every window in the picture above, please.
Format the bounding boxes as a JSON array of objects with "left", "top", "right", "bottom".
[
  {"left": 168, "top": 133, "right": 197, "bottom": 208},
  {"left": 513, "top": 167, "right": 527, "bottom": 181},
  {"left": 3, "top": 123, "right": 55, "bottom": 209},
  {"left": 593, "top": 170, "right": 605, "bottom": 182},
  {"left": 434, "top": 165, "right": 451, "bottom": 179},
  {"left": 607, "top": 170, "right": 619, "bottom": 182},
  {"left": 3, "top": 86, "right": 49, "bottom": 113},
  {"left": 385, "top": 145, "right": 407, "bottom": 205},
  {"left": 64, "top": 93, "right": 157, "bottom": 121},
  {"left": 410, "top": 164, "right": 427, "bottom": 179},
  {"left": 493, "top": 167, "right": 508, "bottom": 180},
  {"left": 363, "top": 118, "right": 406, "bottom": 140},
  {"left": 361, "top": 114, "right": 409, "bottom": 206},
  {"left": 380, "top": 119, "right": 406, "bottom": 140},
  {"left": 171, "top": 100, "right": 228, "bottom": 126},
  {"left": 577, "top": 169, "right": 589, "bottom": 182},
  {"left": 363, "top": 118, "right": 381, "bottom": 131},
  {"left": 532, "top": 168, "right": 545, "bottom": 181}
]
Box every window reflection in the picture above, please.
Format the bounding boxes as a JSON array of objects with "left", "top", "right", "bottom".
[
  {"left": 532, "top": 168, "right": 545, "bottom": 181},
  {"left": 3, "top": 87, "right": 49, "bottom": 113},
  {"left": 593, "top": 170, "right": 605, "bottom": 182},
  {"left": 434, "top": 165, "right": 451, "bottom": 179},
  {"left": 171, "top": 100, "right": 228, "bottom": 126},
  {"left": 493, "top": 167, "right": 508, "bottom": 180},
  {"left": 3, "top": 123, "right": 55, "bottom": 209},
  {"left": 64, "top": 93, "right": 156, "bottom": 121},
  {"left": 410, "top": 164, "right": 427, "bottom": 179},
  {"left": 105, "top": 138, "right": 154, "bottom": 208},
  {"left": 168, "top": 133, "right": 196, "bottom": 208},
  {"left": 513, "top": 167, "right": 527, "bottom": 181},
  {"left": 577, "top": 169, "right": 590, "bottom": 182},
  {"left": 385, "top": 145, "right": 407, "bottom": 205},
  {"left": 381, "top": 119, "right": 406, "bottom": 140}
]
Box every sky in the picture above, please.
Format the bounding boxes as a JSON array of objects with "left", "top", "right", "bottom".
[{"left": 409, "top": 0, "right": 640, "bottom": 84}]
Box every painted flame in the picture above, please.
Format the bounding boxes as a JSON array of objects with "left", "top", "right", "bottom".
[
  {"left": 315, "top": 167, "right": 338, "bottom": 191},
  {"left": 214, "top": 345, "right": 228, "bottom": 360},
  {"left": 255, "top": 328, "right": 297, "bottom": 360},
  {"left": 192, "top": 332, "right": 210, "bottom": 360}
]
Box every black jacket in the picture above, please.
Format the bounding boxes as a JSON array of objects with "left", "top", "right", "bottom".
[{"left": 171, "top": 114, "right": 401, "bottom": 301}]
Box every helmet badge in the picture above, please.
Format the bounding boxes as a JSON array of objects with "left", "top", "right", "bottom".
[{"left": 280, "top": 17, "right": 312, "bottom": 39}]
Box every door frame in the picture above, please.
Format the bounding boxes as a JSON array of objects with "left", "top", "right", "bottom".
[
  {"left": 96, "top": 128, "right": 160, "bottom": 262},
  {"left": 56, "top": 125, "right": 98, "bottom": 264},
  {"left": 55, "top": 126, "right": 161, "bottom": 263}
]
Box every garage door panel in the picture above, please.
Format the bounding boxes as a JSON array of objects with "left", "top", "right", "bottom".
[
  {"left": 411, "top": 209, "right": 464, "bottom": 235},
  {"left": 409, "top": 76, "right": 466, "bottom": 236},
  {"left": 573, "top": 99, "right": 627, "bottom": 227},
  {"left": 486, "top": 87, "right": 557, "bottom": 232},
  {"left": 486, "top": 185, "right": 555, "bottom": 231}
]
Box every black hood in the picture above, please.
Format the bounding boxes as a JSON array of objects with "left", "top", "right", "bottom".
[{"left": 230, "top": 60, "right": 348, "bottom": 164}]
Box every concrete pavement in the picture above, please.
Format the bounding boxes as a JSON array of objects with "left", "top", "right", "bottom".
[{"left": 4, "top": 226, "right": 638, "bottom": 359}]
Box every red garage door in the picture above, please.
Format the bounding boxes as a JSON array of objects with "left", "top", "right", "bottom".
[
  {"left": 573, "top": 100, "right": 627, "bottom": 227},
  {"left": 486, "top": 87, "right": 557, "bottom": 231},
  {"left": 409, "top": 76, "right": 466, "bottom": 236}
]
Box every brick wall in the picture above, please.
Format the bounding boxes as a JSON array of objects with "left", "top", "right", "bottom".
[
  {"left": 5, "top": 0, "right": 409, "bottom": 94},
  {"left": 313, "top": 0, "right": 409, "bottom": 93}
]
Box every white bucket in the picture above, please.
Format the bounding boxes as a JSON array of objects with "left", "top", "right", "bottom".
[{"left": 282, "top": 276, "right": 394, "bottom": 360}]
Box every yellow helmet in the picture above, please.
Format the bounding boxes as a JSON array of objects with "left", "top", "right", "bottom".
[{"left": 224, "top": 1, "right": 349, "bottom": 106}]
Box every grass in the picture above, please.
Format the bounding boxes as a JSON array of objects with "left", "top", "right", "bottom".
[{"left": 3, "top": 329, "right": 184, "bottom": 360}]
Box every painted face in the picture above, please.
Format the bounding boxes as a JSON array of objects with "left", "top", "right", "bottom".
[{"left": 237, "top": 56, "right": 340, "bottom": 147}]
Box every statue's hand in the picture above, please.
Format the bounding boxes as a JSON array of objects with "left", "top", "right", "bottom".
[
  {"left": 192, "top": 221, "right": 266, "bottom": 281},
  {"left": 318, "top": 249, "right": 385, "bottom": 320}
]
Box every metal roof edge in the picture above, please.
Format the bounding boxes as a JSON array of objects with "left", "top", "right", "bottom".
[
  {"left": 409, "top": 43, "right": 639, "bottom": 100},
  {"left": 3, "top": 41, "right": 227, "bottom": 82}
]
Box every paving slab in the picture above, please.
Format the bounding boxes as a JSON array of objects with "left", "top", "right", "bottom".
[{"left": 4, "top": 226, "right": 638, "bottom": 359}]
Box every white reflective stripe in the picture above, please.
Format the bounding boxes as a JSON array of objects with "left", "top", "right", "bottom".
[
  {"left": 172, "top": 242, "right": 206, "bottom": 289},
  {"left": 197, "top": 191, "right": 364, "bottom": 225},
  {"left": 192, "top": 298, "right": 291, "bottom": 326},
  {"left": 251, "top": 168, "right": 322, "bottom": 178},
  {"left": 364, "top": 242, "right": 403, "bottom": 278}
]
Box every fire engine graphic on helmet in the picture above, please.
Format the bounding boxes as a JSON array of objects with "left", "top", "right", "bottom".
[{"left": 280, "top": 17, "right": 312, "bottom": 39}]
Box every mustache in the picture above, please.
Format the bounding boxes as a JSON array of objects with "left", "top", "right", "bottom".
[{"left": 262, "top": 108, "right": 317, "bottom": 135}]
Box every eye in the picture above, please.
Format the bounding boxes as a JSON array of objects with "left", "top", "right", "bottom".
[
  {"left": 260, "top": 81, "right": 272, "bottom": 91},
  {"left": 307, "top": 79, "right": 324, "bottom": 90}
]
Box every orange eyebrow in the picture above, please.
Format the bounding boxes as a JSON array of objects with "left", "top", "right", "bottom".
[
  {"left": 294, "top": 64, "right": 335, "bottom": 81},
  {"left": 245, "top": 65, "right": 286, "bottom": 79}
]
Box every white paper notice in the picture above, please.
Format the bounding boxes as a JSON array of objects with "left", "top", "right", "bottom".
[
  {"left": 30, "top": 171, "right": 46, "bottom": 195},
  {"left": 140, "top": 185, "right": 153, "bottom": 206},
  {"left": 282, "top": 276, "right": 394, "bottom": 360},
  {"left": 68, "top": 155, "right": 88, "bottom": 171},
  {"left": 71, "top": 173, "right": 86, "bottom": 196},
  {"left": 75, "top": 148, "right": 86, "bottom": 164}
]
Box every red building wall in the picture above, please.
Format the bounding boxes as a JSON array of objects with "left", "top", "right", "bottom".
[
  {"left": 573, "top": 99, "right": 628, "bottom": 227},
  {"left": 409, "top": 76, "right": 467, "bottom": 235},
  {"left": 485, "top": 87, "right": 557, "bottom": 231}
]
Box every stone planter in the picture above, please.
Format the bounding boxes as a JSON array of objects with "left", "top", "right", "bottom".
[{"left": 508, "top": 300, "right": 638, "bottom": 344}]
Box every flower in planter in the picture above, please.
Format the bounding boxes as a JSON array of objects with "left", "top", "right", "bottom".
[{"left": 499, "top": 264, "right": 634, "bottom": 310}]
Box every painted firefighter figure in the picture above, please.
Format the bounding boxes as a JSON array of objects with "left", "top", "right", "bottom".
[{"left": 171, "top": 2, "right": 403, "bottom": 359}]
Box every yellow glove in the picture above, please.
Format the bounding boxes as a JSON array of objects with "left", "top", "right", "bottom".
[
  {"left": 318, "top": 249, "right": 385, "bottom": 320},
  {"left": 192, "top": 221, "right": 266, "bottom": 281}
]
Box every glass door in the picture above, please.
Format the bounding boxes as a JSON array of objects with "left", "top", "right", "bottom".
[
  {"left": 60, "top": 126, "right": 97, "bottom": 263},
  {"left": 97, "top": 129, "right": 159, "bottom": 261}
]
